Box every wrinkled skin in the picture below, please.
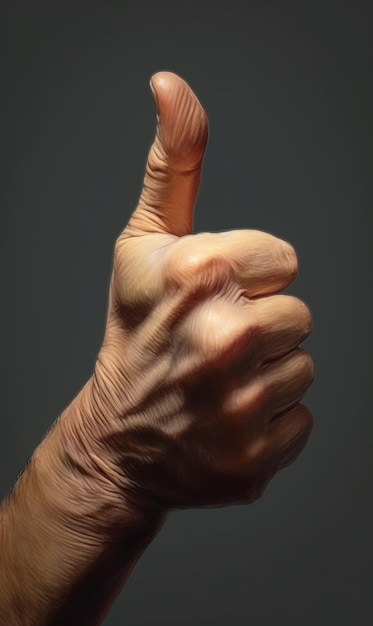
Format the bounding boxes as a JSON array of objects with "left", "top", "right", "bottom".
[{"left": 77, "top": 72, "right": 314, "bottom": 513}]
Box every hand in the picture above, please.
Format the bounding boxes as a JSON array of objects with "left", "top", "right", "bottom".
[{"left": 85, "top": 71, "right": 314, "bottom": 511}]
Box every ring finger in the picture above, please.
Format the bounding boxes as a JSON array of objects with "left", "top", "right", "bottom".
[{"left": 223, "top": 348, "right": 314, "bottom": 423}]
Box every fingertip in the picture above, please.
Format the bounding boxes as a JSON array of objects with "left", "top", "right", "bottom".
[
  {"left": 149, "top": 74, "right": 160, "bottom": 114},
  {"left": 148, "top": 70, "right": 208, "bottom": 168},
  {"left": 150, "top": 70, "right": 184, "bottom": 90},
  {"left": 149, "top": 71, "right": 184, "bottom": 113}
]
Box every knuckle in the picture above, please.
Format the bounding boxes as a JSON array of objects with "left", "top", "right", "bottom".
[
  {"left": 293, "top": 297, "right": 313, "bottom": 338},
  {"left": 165, "top": 234, "right": 230, "bottom": 291},
  {"left": 246, "top": 471, "right": 274, "bottom": 504},
  {"left": 296, "top": 348, "right": 315, "bottom": 384},
  {"left": 195, "top": 305, "right": 255, "bottom": 366},
  {"left": 246, "top": 374, "right": 267, "bottom": 416},
  {"left": 245, "top": 436, "right": 268, "bottom": 469},
  {"left": 283, "top": 241, "right": 298, "bottom": 281},
  {"left": 278, "top": 405, "right": 314, "bottom": 469},
  {"left": 222, "top": 375, "right": 263, "bottom": 418},
  {"left": 242, "top": 317, "right": 262, "bottom": 368},
  {"left": 220, "top": 314, "right": 256, "bottom": 363},
  {"left": 180, "top": 252, "right": 216, "bottom": 276},
  {"left": 299, "top": 405, "right": 314, "bottom": 435}
]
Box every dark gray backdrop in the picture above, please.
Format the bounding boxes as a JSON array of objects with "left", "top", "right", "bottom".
[{"left": 2, "top": 1, "right": 372, "bottom": 624}]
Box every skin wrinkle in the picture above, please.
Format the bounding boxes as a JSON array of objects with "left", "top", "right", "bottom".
[
  {"left": 88, "top": 73, "right": 314, "bottom": 509},
  {"left": 0, "top": 71, "right": 314, "bottom": 624}
]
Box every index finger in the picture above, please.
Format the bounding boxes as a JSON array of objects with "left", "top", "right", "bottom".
[{"left": 218, "top": 229, "right": 298, "bottom": 296}]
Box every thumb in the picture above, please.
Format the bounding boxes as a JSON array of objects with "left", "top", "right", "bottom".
[{"left": 126, "top": 71, "right": 209, "bottom": 237}]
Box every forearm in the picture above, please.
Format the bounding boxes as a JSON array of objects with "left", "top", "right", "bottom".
[{"left": 0, "top": 378, "right": 166, "bottom": 626}]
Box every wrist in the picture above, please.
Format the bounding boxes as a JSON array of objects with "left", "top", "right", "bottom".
[
  {"left": 41, "top": 376, "right": 167, "bottom": 541},
  {"left": 1, "top": 379, "right": 167, "bottom": 625}
]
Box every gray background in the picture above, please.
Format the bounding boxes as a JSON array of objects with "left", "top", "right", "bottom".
[{"left": 2, "top": 1, "right": 372, "bottom": 624}]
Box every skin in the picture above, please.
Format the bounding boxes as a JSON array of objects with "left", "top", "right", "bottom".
[{"left": 0, "top": 71, "right": 314, "bottom": 625}]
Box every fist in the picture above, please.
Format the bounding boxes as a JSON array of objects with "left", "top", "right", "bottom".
[{"left": 88, "top": 72, "right": 314, "bottom": 511}]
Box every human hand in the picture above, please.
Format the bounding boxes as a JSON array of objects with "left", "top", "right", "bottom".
[{"left": 83, "top": 71, "right": 314, "bottom": 512}]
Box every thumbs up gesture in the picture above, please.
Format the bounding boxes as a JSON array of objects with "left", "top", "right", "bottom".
[{"left": 88, "top": 72, "right": 314, "bottom": 511}]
